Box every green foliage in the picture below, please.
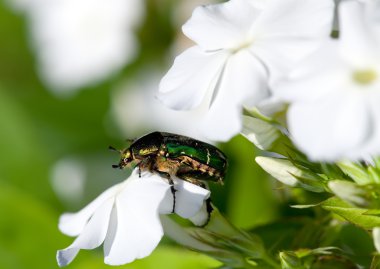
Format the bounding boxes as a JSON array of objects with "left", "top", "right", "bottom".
[
  {"left": 71, "top": 247, "right": 220, "bottom": 269},
  {"left": 0, "top": 184, "right": 67, "bottom": 269},
  {"left": 243, "top": 109, "right": 380, "bottom": 268}
]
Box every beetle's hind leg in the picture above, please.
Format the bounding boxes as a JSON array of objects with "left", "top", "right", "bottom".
[{"left": 168, "top": 177, "right": 177, "bottom": 214}]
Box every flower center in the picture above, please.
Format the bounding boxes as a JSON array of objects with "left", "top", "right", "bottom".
[
  {"left": 352, "top": 69, "right": 377, "bottom": 85},
  {"left": 231, "top": 38, "right": 253, "bottom": 54}
]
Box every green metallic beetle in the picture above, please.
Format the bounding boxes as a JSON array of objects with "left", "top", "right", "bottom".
[{"left": 111, "top": 131, "right": 228, "bottom": 186}]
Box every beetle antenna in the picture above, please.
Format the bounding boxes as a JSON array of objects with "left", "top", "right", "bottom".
[
  {"left": 109, "top": 146, "right": 121, "bottom": 153},
  {"left": 112, "top": 164, "right": 120, "bottom": 169}
]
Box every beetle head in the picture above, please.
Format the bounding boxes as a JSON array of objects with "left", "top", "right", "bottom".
[
  {"left": 119, "top": 149, "right": 133, "bottom": 168},
  {"left": 110, "top": 146, "right": 134, "bottom": 169},
  {"left": 113, "top": 149, "right": 134, "bottom": 169}
]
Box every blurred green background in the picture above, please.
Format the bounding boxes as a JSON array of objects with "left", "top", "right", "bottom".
[{"left": 0, "top": 0, "right": 279, "bottom": 268}]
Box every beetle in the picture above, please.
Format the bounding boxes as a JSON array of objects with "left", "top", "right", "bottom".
[
  {"left": 110, "top": 131, "right": 228, "bottom": 218},
  {"left": 111, "top": 131, "right": 227, "bottom": 185}
]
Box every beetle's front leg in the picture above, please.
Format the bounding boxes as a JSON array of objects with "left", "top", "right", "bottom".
[{"left": 137, "top": 156, "right": 153, "bottom": 178}]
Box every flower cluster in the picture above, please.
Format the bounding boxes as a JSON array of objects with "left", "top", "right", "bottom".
[{"left": 159, "top": 0, "right": 380, "bottom": 162}]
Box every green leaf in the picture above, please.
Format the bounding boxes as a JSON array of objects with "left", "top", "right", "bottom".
[
  {"left": 368, "top": 166, "right": 380, "bottom": 184},
  {"left": 339, "top": 224, "right": 374, "bottom": 267},
  {"left": 321, "top": 197, "right": 380, "bottom": 229},
  {"left": 279, "top": 251, "right": 305, "bottom": 269},
  {"left": 371, "top": 255, "right": 380, "bottom": 269},
  {"left": 290, "top": 173, "right": 326, "bottom": 193},
  {"left": 365, "top": 209, "right": 380, "bottom": 216},
  {"left": 337, "top": 161, "right": 372, "bottom": 185}
]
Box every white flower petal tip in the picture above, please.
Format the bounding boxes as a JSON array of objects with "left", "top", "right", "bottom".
[
  {"left": 56, "top": 248, "right": 79, "bottom": 267},
  {"left": 174, "top": 179, "right": 210, "bottom": 219},
  {"left": 158, "top": 46, "right": 228, "bottom": 110},
  {"left": 189, "top": 202, "right": 210, "bottom": 227},
  {"left": 160, "top": 0, "right": 333, "bottom": 141},
  {"left": 57, "top": 169, "right": 213, "bottom": 266},
  {"left": 182, "top": 0, "right": 262, "bottom": 51}
]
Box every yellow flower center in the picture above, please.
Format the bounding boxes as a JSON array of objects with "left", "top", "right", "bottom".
[{"left": 353, "top": 69, "right": 377, "bottom": 85}]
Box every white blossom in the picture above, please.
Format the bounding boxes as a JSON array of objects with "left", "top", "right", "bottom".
[
  {"left": 276, "top": 0, "right": 380, "bottom": 161},
  {"left": 56, "top": 169, "right": 210, "bottom": 266},
  {"left": 9, "top": 0, "right": 144, "bottom": 94},
  {"left": 158, "top": 0, "right": 334, "bottom": 141}
]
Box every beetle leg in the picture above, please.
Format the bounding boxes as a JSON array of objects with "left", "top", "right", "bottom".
[
  {"left": 168, "top": 177, "right": 177, "bottom": 214},
  {"left": 137, "top": 156, "right": 153, "bottom": 177}
]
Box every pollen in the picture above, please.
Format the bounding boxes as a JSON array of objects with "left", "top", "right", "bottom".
[{"left": 353, "top": 69, "right": 377, "bottom": 85}]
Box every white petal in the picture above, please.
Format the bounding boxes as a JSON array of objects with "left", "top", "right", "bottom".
[
  {"left": 104, "top": 172, "right": 171, "bottom": 265},
  {"left": 158, "top": 47, "right": 228, "bottom": 110},
  {"left": 173, "top": 179, "right": 210, "bottom": 219},
  {"left": 250, "top": 0, "right": 334, "bottom": 80},
  {"left": 188, "top": 202, "right": 209, "bottom": 227},
  {"left": 57, "top": 197, "right": 114, "bottom": 267},
  {"left": 288, "top": 92, "right": 372, "bottom": 161},
  {"left": 183, "top": 0, "right": 261, "bottom": 51},
  {"left": 201, "top": 50, "right": 269, "bottom": 141},
  {"left": 251, "top": 0, "right": 334, "bottom": 38},
  {"left": 373, "top": 227, "right": 380, "bottom": 253},
  {"left": 272, "top": 40, "right": 346, "bottom": 103},
  {"left": 161, "top": 216, "right": 216, "bottom": 251},
  {"left": 58, "top": 183, "right": 120, "bottom": 236},
  {"left": 363, "top": 92, "right": 380, "bottom": 157},
  {"left": 339, "top": 1, "right": 379, "bottom": 68}
]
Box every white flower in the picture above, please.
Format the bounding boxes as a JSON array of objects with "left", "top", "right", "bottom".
[
  {"left": 333, "top": 0, "right": 379, "bottom": 31},
  {"left": 158, "top": 0, "right": 334, "bottom": 141},
  {"left": 10, "top": 0, "right": 144, "bottom": 94},
  {"left": 56, "top": 169, "right": 210, "bottom": 266},
  {"left": 276, "top": 1, "right": 380, "bottom": 161}
]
